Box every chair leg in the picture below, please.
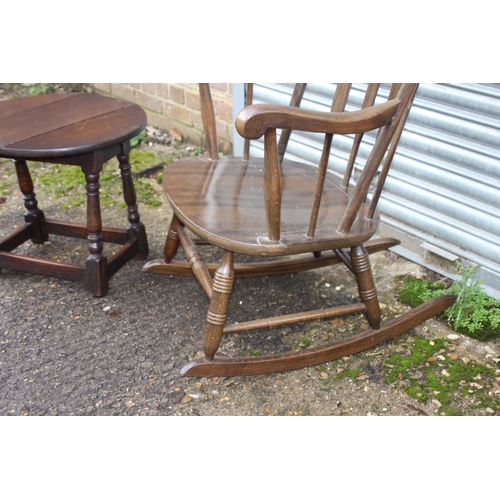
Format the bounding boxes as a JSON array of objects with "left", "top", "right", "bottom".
[
  {"left": 351, "top": 244, "right": 380, "bottom": 329},
  {"left": 164, "top": 215, "right": 182, "bottom": 263},
  {"left": 118, "top": 143, "right": 148, "bottom": 259},
  {"left": 204, "top": 250, "right": 234, "bottom": 361},
  {"left": 14, "top": 160, "right": 47, "bottom": 244}
]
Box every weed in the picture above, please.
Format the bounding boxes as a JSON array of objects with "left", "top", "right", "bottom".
[
  {"left": 28, "top": 83, "right": 51, "bottom": 96},
  {"left": 249, "top": 350, "right": 262, "bottom": 356},
  {"left": 130, "top": 131, "right": 147, "bottom": 148},
  {"left": 398, "top": 263, "right": 500, "bottom": 341}
]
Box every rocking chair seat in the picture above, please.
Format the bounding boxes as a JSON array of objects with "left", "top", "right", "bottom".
[{"left": 164, "top": 155, "right": 379, "bottom": 256}]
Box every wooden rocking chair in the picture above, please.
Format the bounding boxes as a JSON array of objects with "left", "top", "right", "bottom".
[{"left": 144, "top": 83, "right": 456, "bottom": 377}]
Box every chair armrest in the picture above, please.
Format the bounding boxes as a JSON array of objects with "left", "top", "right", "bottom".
[{"left": 236, "top": 99, "right": 400, "bottom": 140}]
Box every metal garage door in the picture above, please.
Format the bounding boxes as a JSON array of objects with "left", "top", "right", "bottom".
[{"left": 234, "top": 83, "right": 500, "bottom": 297}]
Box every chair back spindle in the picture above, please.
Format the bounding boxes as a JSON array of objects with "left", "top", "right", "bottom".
[
  {"left": 277, "top": 83, "right": 307, "bottom": 163},
  {"left": 342, "top": 83, "right": 380, "bottom": 188},
  {"left": 199, "top": 83, "right": 219, "bottom": 160},
  {"left": 263, "top": 128, "right": 281, "bottom": 242},
  {"left": 243, "top": 83, "right": 253, "bottom": 160},
  {"left": 308, "top": 83, "right": 352, "bottom": 237}
]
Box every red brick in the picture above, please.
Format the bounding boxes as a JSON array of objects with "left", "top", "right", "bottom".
[
  {"left": 110, "top": 84, "right": 135, "bottom": 102},
  {"left": 186, "top": 90, "right": 201, "bottom": 111},
  {"left": 92, "top": 83, "right": 111, "bottom": 93},
  {"left": 163, "top": 101, "right": 192, "bottom": 124},
  {"left": 135, "top": 91, "right": 163, "bottom": 113},
  {"left": 210, "top": 83, "right": 228, "bottom": 93},
  {"left": 217, "top": 100, "right": 233, "bottom": 123},
  {"left": 141, "top": 83, "right": 156, "bottom": 94},
  {"left": 155, "top": 83, "right": 169, "bottom": 100},
  {"left": 170, "top": 85, "right": 185, "bottom": 104},
  {"left": 192, "top": 110, "right": 204, "bottom": 131}
]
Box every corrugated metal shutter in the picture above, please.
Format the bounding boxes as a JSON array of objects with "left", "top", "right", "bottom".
[{"left": 240, "top": 83, "right": 500, "bottom": 297}]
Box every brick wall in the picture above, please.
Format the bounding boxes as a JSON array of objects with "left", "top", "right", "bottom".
[{"left": 90, "top": 83, "right": 235, "bottom": 154}]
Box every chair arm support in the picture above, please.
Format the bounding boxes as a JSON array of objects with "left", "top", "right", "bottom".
[{"left": 236, "top": 99, "right": 400, "bottom": 139}]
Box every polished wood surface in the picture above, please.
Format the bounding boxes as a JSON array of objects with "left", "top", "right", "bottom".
[
  {"left": 0, "top": 93, "right": 146, "bottom": 157},
  {"left": 0, "top": 93, "right": 148, "bottom": 296},
  {"left": 145, "top": 83, "right": 455, "bottom": 376},
  {"left": 235, "top": 99, "right": 400, "bottom": 139},
  {"left": 164, "top": 155, "right": 379, "bottom": 255}
]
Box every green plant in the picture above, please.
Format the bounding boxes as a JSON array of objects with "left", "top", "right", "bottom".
[
  {"left": 398, "top": 264, "right": 500, "bottom": 341},
  {"left": 29, "top": 83, "right": 51, "bottom": 96},
  {"left": 130, "top": 131, "right": 147, "bottom": 148}
]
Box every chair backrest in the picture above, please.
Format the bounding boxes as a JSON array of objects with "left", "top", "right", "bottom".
[
  {"left": 236, "top": 83, "right": 418, "bottom": 242},
  {"left": 198, "top": 83, "right": 419, "bottom": 243}
]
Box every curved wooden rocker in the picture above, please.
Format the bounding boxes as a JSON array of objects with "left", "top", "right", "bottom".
[
  {"left": 144, "top": 83, "right": 456, "bottom": 377},
  {"left": 181, "top": 295, "right": 456, "bottom": 377}
]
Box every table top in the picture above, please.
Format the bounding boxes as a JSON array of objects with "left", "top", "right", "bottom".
[{"left": 0, "top": 93, "right": 147, "bottom": 159}]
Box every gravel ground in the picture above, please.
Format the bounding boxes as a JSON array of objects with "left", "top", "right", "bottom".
[{"left": 1, "top": 86, "right": 499, "bottom": 417}]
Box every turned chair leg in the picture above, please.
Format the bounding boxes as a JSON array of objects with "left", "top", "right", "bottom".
[
  {"left": 164, "top": 215, "right": 182, "bottom": 262},
  {"left": 351, "top": 244, "right": 381, "bottom": 329},
  {"left": 14, "top": 160, "right": 47, "bottom": 244},
  {"left": 204, "top": 250, "right": 235, "bottom": 361},
  {"left": 118, "top": 143, "right": 148, "bottom": 259}
]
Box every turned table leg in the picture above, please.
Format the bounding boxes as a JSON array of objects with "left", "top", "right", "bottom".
[
  {"left": 118, "top": 143, "right": 148, "bottom": 259},
  {"left": 14, "top": 159, "right": 48, "bottom": 244},
  {"left": 84, "top": 166, "right": 108, "bottom": 297}
]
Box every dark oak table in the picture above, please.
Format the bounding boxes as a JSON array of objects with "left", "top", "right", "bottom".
[{"left": 0, "top": 93, "right": 149, "bottom": 296}]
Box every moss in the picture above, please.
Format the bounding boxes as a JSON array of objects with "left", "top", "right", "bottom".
[
  {"left": 337, "top": 368, "right": 362, "bottom": 380},
  {"left": 0, "top": 180, "right": 14, "bottom": 196},
  {"left": 397, "top": 276, "right": 447, "bottom": 308},
  {"left": 384, "top": 336, "right": 498, "bottom": 416},
  {"left": 128, "top": 149, "right": 159, "bottom": 173}
]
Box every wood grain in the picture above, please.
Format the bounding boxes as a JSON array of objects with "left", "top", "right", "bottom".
[{"left": 0, "top": 93, "right": 149, "bottom": 296}]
